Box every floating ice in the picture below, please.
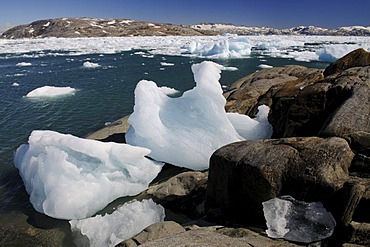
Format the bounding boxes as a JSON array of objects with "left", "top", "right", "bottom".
[
  {"left": 183, "top": 37, "right": 251, "bottom": 59},
  {"left": 220, "top": 66, "right": 238, "bottom": 71},
  {"left": 12, "top": 82, "right": 20, "bottom": 87},
  {"left": 16, "top": 62, "right": 32, "bottom": 66},
  {"left": 126, "top": 61, "right": 272, "bottom": 170},
  {"left": 1, "top": 36, "right": 369, "bottom": 62},
  {"left": 262, "top": 196, "right": 336, "bottom": 243},
  {"left": 14, "top": 130, "right": 163, "bottom": 219},
  {"left": 159, "top": 86, "right": 179, "bottom": 95},
  {"left": 70, "top": 199, "right": 165, "bottom": 247},
  {"left": 316, "top": 44, "right": 362, "bottom": 62},
  {"left": 25, "top": 85, "right": 76, "bottom": 98},
  {"left": 160, "top": 62, "right": 174, "bottom": 66},
  {"left": 258, "top": 64, "right": 273, "bottom": 69},
  {"left": 83, "top": 61, "right": 100, "bottom": 68}
]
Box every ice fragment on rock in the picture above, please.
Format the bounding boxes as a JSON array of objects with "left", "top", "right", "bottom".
[
  {"left": 70, "top": 199, "right": 165, "bottom": 247},
  {"left": 262, "top": 195, "right": 336, "bottom": 243}
]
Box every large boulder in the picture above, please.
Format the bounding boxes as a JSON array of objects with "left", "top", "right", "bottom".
[{"left": 205, "top": 137, "right": 354, "bottom": 225}]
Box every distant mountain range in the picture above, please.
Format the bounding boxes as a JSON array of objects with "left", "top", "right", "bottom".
[{"left": 1, "top": 18, "right": 369, "bottom": 39}]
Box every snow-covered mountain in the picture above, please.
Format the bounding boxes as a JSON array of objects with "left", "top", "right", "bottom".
[
  {"left": 1, "top": 18, "right": 369, "bottom": 39},
  {"left": 191, "top": 23, "right": 370, "bottom": 36},
  {"left": 0, "top": 18, "right": 216, "bottom": 39}
]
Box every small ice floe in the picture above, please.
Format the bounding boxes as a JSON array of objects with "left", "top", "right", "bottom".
[
  {"left": 262, "top": 195, "right": 336, "bottom": 243},
  {"left": 69, "top": 199, "right": 165, "bottom": 247},
  {"left": 25, "top": 86, "right": 76, "bottom": 98},
  {"left": 16, "top": 62, "right": 32, "bottom": 67},
  {"left": 160, "top": 62, "right": 175, "bottom": 66},
  {"left": 12, "top": 82, "right": 20, "bottom": 87},
  {"left": 220, "top": 66, "right": 238, "bottom": 71},
  {"left": 258, "top": 64, "right": 273, "bottom": 69},
  {"left": 83, "top": 61, "right": 100, "bottom": 68}
]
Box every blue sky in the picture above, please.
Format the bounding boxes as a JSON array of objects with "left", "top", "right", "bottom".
[{"left": 1, "top": 0, "right": 369, "bottom": 29}]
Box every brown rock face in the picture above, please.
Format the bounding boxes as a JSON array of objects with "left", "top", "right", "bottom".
[{"left": 205, "top": 137, "right": 354, "bottom": 225}]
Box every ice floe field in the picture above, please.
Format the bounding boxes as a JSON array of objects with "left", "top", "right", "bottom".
[{"left": 0, "top": 35, "right": 369, "bottom": 246}]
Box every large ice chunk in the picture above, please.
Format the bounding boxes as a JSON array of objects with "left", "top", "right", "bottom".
[
  {"left": 126, "top": 61, "right": 272, "bottom": 170},
  {"left": 25, "top": 85, "right": 76, "bottom": 98},
  {"left": 262, "top": 196, "right": 336, "bottom": 243},
  {"left": 183, "top": 37, "right": 251, "bottom": 59},
  {"left": 316, "top": 44, "right": 361, "bottom": 62},
  {"left": 70, "top": 199, "right": 165, "bottom": 247},
  {"left": 14, "top": 130, "right": 163, "bottom": 220}
]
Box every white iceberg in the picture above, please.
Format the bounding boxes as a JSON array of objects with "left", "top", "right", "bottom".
[
  {"left": 70, "top": 199, "right": 165, "bottom": 247},
  {"left": 263, "top": 196, "right": 336, "bottom": 243},
  {"left": 160, "top": 62, "right": 174, "bottom": 66},
  {"left": 258, "top": 64, "right": 273, "bottom": 69},
  {"left": 25, "top": 86, "right": 76, "bottom": 98},
  {"left": 126, "top": 61, "right": 272, "bottom": 170},
  {"left": 316, "top": 44, "right": 362, "bottom": 63},
  {"left": 14, "top": 130, "right": 163, "bottom": 219},
  {"left": 183, "top": 37, "right": 251, "bottom": 59},
  {"left": 16, "top": 62, "right": 32, "bottom": 66},
  {"left": 83, "top": 61, "right": 100, "bottom": 68}
]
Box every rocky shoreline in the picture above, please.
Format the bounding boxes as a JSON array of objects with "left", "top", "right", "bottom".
[{"left": 85, "top": 48, "right": 370, "bottom": 246}]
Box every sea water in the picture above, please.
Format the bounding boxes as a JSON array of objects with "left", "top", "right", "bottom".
[{"left": 0, "top": 35, "right": 361, "bottom": 245}]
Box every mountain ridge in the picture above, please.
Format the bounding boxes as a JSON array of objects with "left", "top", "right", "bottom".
[{"left": 1, "top": 18, "right": 369, "bottom": 39}]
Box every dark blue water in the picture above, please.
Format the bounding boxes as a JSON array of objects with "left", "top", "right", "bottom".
[{"left": 0, "top": 49, "right": 329, "bottom": 245}]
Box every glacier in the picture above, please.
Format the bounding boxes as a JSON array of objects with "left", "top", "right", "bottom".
[
  {"left": 70, "top": 199, "right": 165, "bottom": 247},
  {"left": 263, "top": 196, "right": 336, "bottom": 243},
  {"left": 126, "top": 61, "right": 272, "bottom": 170},
  {"left": 14, "top": 130, "right": 163, "bottom": 219}
]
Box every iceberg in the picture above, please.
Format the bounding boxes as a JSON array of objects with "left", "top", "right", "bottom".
[
  {"left": 25, "top": 85, "right": 76, "bottom": 98},
  {"left": 126, "top": 61, "right": 272, "bottom": 170},
  {"left": 16, "top": 62, "right": 32, "bottom": 66},
  {"left": 83, "top": 61, "right": 100, "bottom": 68},
  {"left": 70, "top": 199, "right": 165, "bottom": 247},
  {"left": 183, "top": 37, "right": 251, "bottom": 59},
  {"left": 14, "top": 130, "right": 163, "bottom": 219},
  {"left": 262, "top": 196, "right": 336, "bottom": 243},
  {"left": 316, "top": 44, "right": 362, "bottom": 62}
]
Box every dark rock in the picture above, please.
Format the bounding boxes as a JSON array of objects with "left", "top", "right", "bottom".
[
  {"left": 205, "top": 137, "right": 353, "bottom": 225},
  {"left": 324, "top": 48, "right": 370, "bottom": 77}
]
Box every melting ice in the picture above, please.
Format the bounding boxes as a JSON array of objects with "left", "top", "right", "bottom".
[
  {"left": 25, "top": 85, "right": 76, "bottom": 98},
  {"left": 126, "top": 61, "right": 272, "bottom": 170},
  {"left": 262, "top": 196, "right": 336, "bottom": 243},
  {"left": 70, "top": 199, "right": 165, "bottom": 247},
  {"left": 14, "top": 130, "right": 163, "bottom": 219}
]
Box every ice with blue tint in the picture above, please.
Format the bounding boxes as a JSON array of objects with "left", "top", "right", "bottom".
[
  {"left": 126, "top": 61, "right": 272, "bottom": 170},
  {"left": 183, "top": 37, "right": 251, "bottom": 59},
  {"left": 14, "top": 130, "right": 163, "bottom": 220}
]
